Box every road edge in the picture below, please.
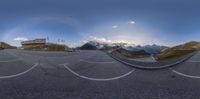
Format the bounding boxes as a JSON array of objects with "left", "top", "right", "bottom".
[{"left": 107, "top": 52, "right": 197, "bottom": 70}]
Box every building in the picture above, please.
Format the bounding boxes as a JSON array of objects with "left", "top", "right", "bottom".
[{"left": 21, "top": 38, "right": 46, "bottom": 48}]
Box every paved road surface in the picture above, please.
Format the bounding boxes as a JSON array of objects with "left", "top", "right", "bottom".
[
  {"left": 125, "top": 56, "right": 157, "bottom": 62},
  {"left": 0, "top": 49, "right": 200, "bottom": 99}
]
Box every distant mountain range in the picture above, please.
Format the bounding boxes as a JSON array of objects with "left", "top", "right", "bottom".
[
  {"left": 110, "top": 44, "right": 168, "bottom": 58},
  {"left": 111, "top": 48, "right": 151, "bottom": 58},
  {"left": 80, "top": 40, "right": 200, "bottom": 61},
  {"left": 79, "top": 41, "right": 112, "bottom": 50},
  {"left": 79, "top": 41, "right": 168, "bottom": 54},
  {"left": 122, "top": 44, "right": 168, "bottom": 54}
]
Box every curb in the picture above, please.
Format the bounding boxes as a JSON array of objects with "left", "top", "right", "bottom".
[{"left": 107, "top": 52, "right": 197, "bottom": 70}]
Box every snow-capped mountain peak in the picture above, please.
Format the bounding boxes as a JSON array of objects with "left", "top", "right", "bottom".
[{"left": 80, "top": 41, "right": 168, "bottom": 54}]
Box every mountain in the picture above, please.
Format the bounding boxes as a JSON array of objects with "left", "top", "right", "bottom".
[
  {"left": 111, "top": 44, "right": 167, "bottom": 58},
  {"left": 123, "top": 44, "right": 168, "bottom": 54},
  {"left": 169, "top": 41, "right": 200, "bottom": 50},
  {"left": 80, "top": 40, "right": 200, "bottom": 60},
  {"left": 79, "top": 41, "right": 98, "bottom": 50},
  {"left": 0, "top": 42, "right": 17, "bottom": 49},
  {"left": 79, "top": 41, "right": 168, "bottom": 54},
  {"left": 79, "top": 41, "right": 115, "bottom": 50},
  {"left": 156, "top": 41, "right": 200, "bottom": 61},
  {"left": 111, "top": 48, "right": 150, "bottom": 58},
  {"left": 80, "top": 41, "right": 168, "bottom": 58}
]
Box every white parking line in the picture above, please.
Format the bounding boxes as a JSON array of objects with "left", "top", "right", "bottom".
[
  {"left": 62, "top": 63, "right": 135, "bottom": 81},
  {"left": 151, "top": 55, "right": 157, "bottom": 62},
  {"left": 0, "top": 56, "right": 17, "bottom": 58},
  {"left": 13, "top": 52, "right": 82, "bottom": 59},
  {"left": 0, "top": 63, "right": 39, "bottom": 79},
  {"left": 170, "top": 68, "right": 200, "bottom": 79},
  {"left": 0, "top": 59, "right": 19, "bottom": 63},
  {"left": 80, "top": 59, "right": 117, "bottom": 64}
]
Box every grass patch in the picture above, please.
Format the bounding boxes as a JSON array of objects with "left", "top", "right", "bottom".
[
  {"left": 0, "top": 42, "right": 17, "bottom": 49},
  {"left": 156, "top": 50, "right": 195, "bottom": 61}
]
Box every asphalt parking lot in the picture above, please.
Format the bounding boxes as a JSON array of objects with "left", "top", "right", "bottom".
[{"left": 0, "top": 49, "right": 200, "bottom": 99}]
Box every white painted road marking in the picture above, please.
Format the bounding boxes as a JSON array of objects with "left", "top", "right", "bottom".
[
  {"left": 170, "top": 68, "right": 200, "bottom": 79},
  {"left": 151, "top": 55, "right": 157, "bottom": 62},
  {"left": 12, "top": 51, "right": 90, "bottom": 59},
  {"left": 0, "top": 59, "right": 19, "bottom": 63},
  {"left": 0, "top": 63, "right": 39, "bottom": 79},
  {"left": 62, "top": 63, "right": 135, "bottom": 81},
  {"left": 80, "top": 59, "right": 117, "bottom": 64}
]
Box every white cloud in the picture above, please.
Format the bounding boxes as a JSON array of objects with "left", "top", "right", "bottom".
[
  {"left": 89, "top": 36, "right": 112, "bottom": 44},
  {"left": 13, "top": 37, "right": 28, "bottom": 41},
  {"left": 112, "top": 25, "right": 118, "bottom": 29},
  {"left": 88, "top": 36, "right": 137, "bottom": 45},
  {"left": 128, "top": 21, "right": 135, "bottom": 25}
]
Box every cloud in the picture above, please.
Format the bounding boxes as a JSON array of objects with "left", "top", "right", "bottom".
[
  {"left": 89, "top": 36, "right": 112, "bottom": 44},
  {"left": 88, "top": 36, "right": 136, "bottom": 45},
  {"left": 128, "top": 21, "right": 135, "bottom": 25},
  {"left": 112, "top": 25, "right": 118, "bottom": 29},
  {"left": 13, "top": 37, "right": 28, "bottom": 41}
]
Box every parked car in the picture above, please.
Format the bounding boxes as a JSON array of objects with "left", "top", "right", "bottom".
[
  {"left": 0, "top": 47, "right": 4, "bottom": 50},
  {"left": 66, "top": 48, "right": 79, "bottom": 52},
  {"left": 67, "top": 48, "right": 75, "bottom": 52}
]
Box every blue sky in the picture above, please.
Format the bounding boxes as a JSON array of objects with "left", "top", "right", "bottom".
[{"left": 0, "top": 0, "right": 200, "bottom": 47}]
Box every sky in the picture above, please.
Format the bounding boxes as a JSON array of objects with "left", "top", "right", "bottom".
[{"left": 0, "top": 0, "right": 200, "bottom": 47}]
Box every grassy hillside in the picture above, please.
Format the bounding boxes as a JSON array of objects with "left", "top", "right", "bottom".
[
  {"left": 0, "top": 42, "right": 17, "bottom": 49},
  {"left": 24, "top": 44, "right": 68, "bottom": 51},
  {"left": 171, "top": 41, "right": 200, "bottom": 50},
  {"left": 156, "top": 41, "right": 200, "bottom": 61}
]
